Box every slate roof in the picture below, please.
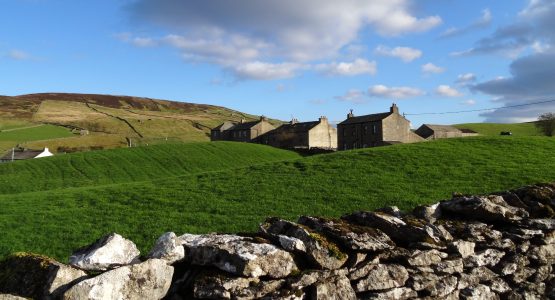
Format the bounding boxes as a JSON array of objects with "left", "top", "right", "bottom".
[
  {"left": 422, "top": 124, "right": 462, "bottom": 132},
  {"left": 339, "top": 112, "right": 392, "bottom": 125},
  {"left": 274, "top": 121, "right": 320, "bottom": 133},
  {"left": 0, "top": 149, "right": 43, "bottom": 161},
  {"left": 212, "top": 121, "right": 235, "bottom": 131},
  {"left": 229, "top": 120, "right": 260, "bottom": 130}
]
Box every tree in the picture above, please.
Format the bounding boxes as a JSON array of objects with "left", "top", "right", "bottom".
[{"left": 535, "top": 112, "right": 555, "bottom": 136}]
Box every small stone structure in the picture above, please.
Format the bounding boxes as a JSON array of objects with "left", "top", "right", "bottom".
[
  {"left": 1, "top": 182, "right": 555, "bottom": 299},
  {"left": 262, "top": 116, "right": 337, "bottom": 150},
  {"left": 211, "top": 116, "right": 276, "bottom": 143},
  {"left": 414, "top": 125, "right": 480, "bottom": 140},
  {"left": 337, "top": 104, "right": 424, "bottom": 150}
]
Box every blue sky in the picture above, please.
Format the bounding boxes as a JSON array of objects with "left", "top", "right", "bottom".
[{"left": 1, "top": 0, "right": 554, "bottom": 126}]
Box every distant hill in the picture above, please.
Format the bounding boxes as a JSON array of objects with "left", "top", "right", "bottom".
[
  {"left": 0, "top": 93, "right": 281, "bottom": 154},
  {"left": 454, "top": 122, "right": 540, "bottom": 136},
  {"left": 1, "top": 137, "right": 554, "bottom": 260}
]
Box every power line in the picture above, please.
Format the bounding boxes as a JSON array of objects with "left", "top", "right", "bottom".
[{"left": 404, "top": 99, "right": 555, "bottom": 116}]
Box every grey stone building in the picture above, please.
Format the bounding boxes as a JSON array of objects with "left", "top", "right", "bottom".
[
  {"left": 210, "top": 117, "right": 276, "bottom": 143},
  {"left": 263, "top": 116, "right": 337, "bottom": 150},
  {"left": 337, "top": 104, "right": 423, "bottom": 150},
  {"left": 415, "top": 124, "right": 480, "bottom": 140}
]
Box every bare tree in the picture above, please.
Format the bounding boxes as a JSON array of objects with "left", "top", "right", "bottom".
[{"left": 535, "top": 112, "right": 555, "bottom": 136}]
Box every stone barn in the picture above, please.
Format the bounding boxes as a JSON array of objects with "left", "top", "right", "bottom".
[
  {"left": 263, "top": 116, "right": 337, "bottom": 150},
  {"left": 415, "top": 124, "right": 463, "bottom": 140},
  {"left": 210, "top": 117, "right": 275, "bottom": 143},
  {"left": 337, "top": 104, "right": 423, "bottom": 150}
]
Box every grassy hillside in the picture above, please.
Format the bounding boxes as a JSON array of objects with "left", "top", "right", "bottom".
[
  {"left": 1, "top": 137, "right": 554, "bottom": 260},
  {"left": 0, "top": 93, "right": 282, "bottom": 152},
  {"left": 0, "top": 142, "right": 301, "bottom": 194},
  {"left": 455, "top": 122, "right": 540, "bottom": 136}
]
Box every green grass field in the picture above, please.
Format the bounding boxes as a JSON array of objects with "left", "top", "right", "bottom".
[
  {"left": 0, "top": 137, "right": 554, "bottom": 261},
  {"left": 0, "top": 124, "right": 74, "bottom": 143},
  {"left": 455, "top": 122, "right": 540, "bottom": 136}
]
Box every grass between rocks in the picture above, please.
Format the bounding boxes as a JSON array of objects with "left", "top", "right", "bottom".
[{"left": 0, "top": 137, "right": 554, "bottom": 261}]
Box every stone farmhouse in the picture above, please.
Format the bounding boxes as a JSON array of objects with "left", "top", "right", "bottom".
[
  {"left": 0, "top": 147, "right": 53, "bottom": 163},
  {"left": 415, "top": 124, "right": 479, "bottom": 140},
  {"left": 210, "top": 116, "right": 275, "bottom": 143},
  {"left": 262, "top": 116, "right": 337, "bottom": 150},
  {"left": 337, "top": 104, "right": 423, "bottom": 150}
]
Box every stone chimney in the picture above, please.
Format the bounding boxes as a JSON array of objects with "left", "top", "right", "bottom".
[
  {"left": 318, "top": 116, "right": 328, "bottom": 124},
  {"left": 240, "top": 118, "right": 245, "bottom": 124},
  {"left": 290, "top": 118, "right": 298, "bottom": 125},
  {"left": 347, "top": 109, "right": 354, "bottom": 119},
  {"left": 260, "top": 116, "right": 268, "bottom": 122},
  {"left": 390, "top": 103, "right": 399, "bottom": 114}
]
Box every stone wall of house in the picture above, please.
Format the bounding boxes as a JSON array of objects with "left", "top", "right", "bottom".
[
  {"left": 382, "top": 114, "right": 424, "bottom": 144},
  {"left": 308, "top": 119, "right": 337, "bottom": 149},
  {"left": 1, "top": 182, "right": 555, "bottom": 299}
]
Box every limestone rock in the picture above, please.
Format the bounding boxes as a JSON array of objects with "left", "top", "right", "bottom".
[
  {"left": 526, "top": 218, "right": 555, "bottom": 230},
  {"left": 406, "top": 249, "right": 447, "bottom": 267},
  {"left": 192, "top": 272, "right": 285, "bottom": 299},
  {"left": 278, "top": 235, "right": 306, "bottom": 252},
  {"left": 260, "top": 218, "right": 347, "bottom": 270},
  {"left": 407, "top": 272, "right": 440, "bottom": 291},
  {"left": 496, "top": 254, "right": 529, "bottom": 276},
  {"left": 463, "top": 248, "right": 504, "bottom": 268},
  {"left": 307, "top": 274, "right": 356, "bottom": 300},
  {"left": 148, "top": 232, "right": 185, "bottom": 265},
  {"left": 448, "top": 240, "right": 475, "bottom": 258},
  {"left": 0, "top": 295, "right": 27, "bottom": 300},
  {"left": 426, "top": 275, "right": 458, "bottom": 298},
  {"left": 180, "top": 233, "right": 297, "bottom": 278},
  {"left": 413, "top": 203, "right": 441, "bottom": 222},
  {"left": 489, "top": 277, "right": 510, "bottom": 294},
  {"left": 354, "top": 264, "right": 408, "bottom": 292},
  {"left": 358, "top": 287, "right": 417, "bottom": 300},
  {"left": 440, "top": 195, "right": 528, "bottom": 223},
  {"left": 63, "top": 259, "right": 173, "bottom": 300},
  {"left": 433, "top": 258, "right": 463, "bottom": 275},
  {"left": 298, "top": 216, "right": 394, "bottom": 251},
  {"left": 0, "top": 253, "right": 87, "bottom": 300},
  {"left": 528, "top": 244, "right": 555, "bottom": 264},
  {"left": 460, "top": 284, "right": 499, "bottom": 300},
  {"left": 456, "top": 273, "right": 479, "bottom": 290},
  {"left": 69, "top": 233, "right": 140, "bottom": 271},
  {"left": 348, "top": 258, "right": 379, "bottom": 281}
]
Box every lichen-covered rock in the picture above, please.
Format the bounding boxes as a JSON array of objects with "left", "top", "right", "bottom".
[
  {"left": 407, "top": 272, "right": 440, "bottom": 291},
  {"left": 406, "top": 249, "right": 447, "bottom": 267},
  {"left": 413, "top": 203, "right": 441, "bottom": 222},
  {"left": 0, "top": 295, "right": 27, "bottom": 300},
  {"left": 353, "top": 264, "right": 408, "bottom": 292},
  {"left": 0, "top": 253, "right": 87, "bottom": 300},
  {"left": 63, "top": 259, "right": 173, "bottom": 300},
  {"left": 307, "top": 274, "right": 356, "bottom": 300},
  {"left": 69, "top": 233, "right": 140, "bottom": 271},
  {"left": 192, "top": 272, "right": 285, "bottom": 299},
  {"left": 260, "top": 218, "right": 347, "bottom": 270},
  {"left": 528, "top": 244, "right": 555, "bottom": 264},
  {"left": 448, "top": 240, "right": 475, "bottom": 258},
  {"left": 460, "top": 284, "right": 499, "bottom": 300},
  {"left": 489, "top": 277, "right": 510, "bottom": 294},
  {"left": 495, "top": 254, "right": 529, "bottom": 276},
  {"left": 179, "top": 233, "right": 297, "bottom": 278},
  {"left": 298, "top": 216, "right": 394, "bottom": 251},
  {"left": 426, "top": 275, "right": 458, "bottom": 297},
  {"left": 148, "top": 232, "right": 185, "bottom": 265},
  {"left": 526, "top": 218, "right": 555, "bottom": 230},
  {"left": 441, "top": 195, "right": 529, "bottom": 223},
  {"left": 278, "top": 235, "right": 306, "bottom": 252},
  {"left": 358, "top": 287, "right": 417, "bottom": 300},
  {"left": 463, "top": 248, "right": 505, "bottom": 268},
  {"left": 433, "top": 258, "right": 463, "bottom": 274}
]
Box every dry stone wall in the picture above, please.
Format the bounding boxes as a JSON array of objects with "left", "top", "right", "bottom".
[{"left": 1, "top": 182, "right": 555, "bottom": 299}]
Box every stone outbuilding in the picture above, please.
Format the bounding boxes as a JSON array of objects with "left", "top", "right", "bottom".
[
  {"left": 415, "top": 124, "right": 480, "bottom": 140},
  {"left": 210, "top": 117, "right": 276, "bottom": 143},
  {"left": 263, "top": 116, "right": 337, "bottom": 150},
  {"left": 0, "top": 147, "right": 54, "bottom": 163},
  {"left": 337, "top": 104, "right": 423, "bottom": 150}
]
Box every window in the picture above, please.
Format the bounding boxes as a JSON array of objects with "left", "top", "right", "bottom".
[
  {"left": 233, "top": 132, "right": 237, "bottom": 138},
  {"left": 373, "top": 125, "right": 377, "bottom": 134},
  {"left": 363, "top": 125, "right": 368, "bottom": 134}
]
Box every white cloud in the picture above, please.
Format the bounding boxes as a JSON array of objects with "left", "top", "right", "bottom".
[
  {"left": 374, "top": 45, "right": 422, "bottom": 62},
  {"left": 230, "top": 61, "right": 302, "bottom": 80},
  {"left": 335, "top": 89, "right": 367, "bottom": 103},
  {"left": 315, "top": 59, "right": 377, "bottom": 76},
  {"left": 368, "top": 85, "right": 425, "bottom": 99},
  {"left": 456, "top": 73, "right": 477, "bottom": 84},
  {"left": 421, "top": 63, "right": 445, "bottom": 74},
  {"left": 460, "top": 99, "right": 477, "bottom": 106},
  {"left": 124, "top": 0, "right": 441, "bottom": 79},
  {"left": 440, "top": 9, "right": 492, "bottom": 38},
  {"left": 7, "top": 49, "right": 31, "bottom": 60},
  {"left": 436, "top": 85, "right": 464, "bottom": 97}
]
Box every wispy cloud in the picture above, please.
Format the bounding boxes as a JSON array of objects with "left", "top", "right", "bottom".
[
  {"left": 436, "top": 85, "right": 464, "bottom": 97},
  {"left": 440, "top": 9, "right": 492, "bottom": 39},
  {"left": 374, "top": 45, "right": 422, "bottom": 62},
  {"left": 335, "top": 89, "right": 367, "bottom": 104},
  {"left": 421, "top": 63, "right": 445, "bottom": 74},
  {"left": 368, "top": 85, "right": 425, "bottom": 99},
  {"left": 460, "top": 99, "right": 477, "bottom": 106},
  {"left": 315, "top": 59, "right": 377, "bottom": 77},
  {"left": 6, "top": 49, "right": 31, "bottom": 60},
  {"left": 456, "top": 73, "right": 477, "bottom": 85}
]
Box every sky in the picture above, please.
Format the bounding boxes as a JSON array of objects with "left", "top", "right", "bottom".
[{"left": 1, "top": 0, "right": 555, "bottom": 127}]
